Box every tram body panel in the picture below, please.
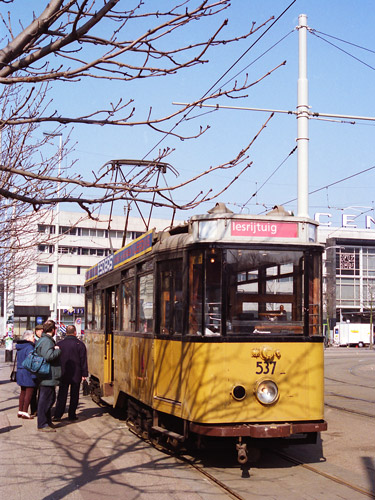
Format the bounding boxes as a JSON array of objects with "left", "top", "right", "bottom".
[
  {"left": 153, "top": 339, "right": 325, "bottom": 424},
  {"left": 86, "top": 331, "right": 106, "bottom": 386},
  {"left": 113, "top": 334, "right": 154, "bottom": 406},
  {"left": 153, "top": 338, "right": 181, "bottom": 414}
]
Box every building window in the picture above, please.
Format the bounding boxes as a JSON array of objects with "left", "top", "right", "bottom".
[
  {"left": 38, "top": 224, "right": 55, "bottom": 234},
  {"left": 109, "top": 230, "right": 124, "bottom": 239},
  {"left": 363, "top": 248, "right": 375, "bottom": 276},
  {"left": 336, "top": 247, "right": 359, "bottom": 276},
  {"left": 37, "top": 264, "right": 52, "bottom": 273},
  {"left": 37, "top": 284, "right": 52, "bottom": 293},
  {"left": 38, "top": 245, "right": 54, "bottom": 254},
  {"left": 57, "top": 285, "right": 85, "bottom": 294},
  {"left": 59, "top": 226, "right": 77, "bottom": 235},
  {"left": 58, "top": 247, "right": 78, "bottom": 254},
  {"left": 81, "top": 228, "right": 106, "bottom": 237}
]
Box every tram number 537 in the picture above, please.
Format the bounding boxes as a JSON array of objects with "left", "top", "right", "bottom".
[{"left": 255, "top": 361, "right": 276, "bottom": 375}]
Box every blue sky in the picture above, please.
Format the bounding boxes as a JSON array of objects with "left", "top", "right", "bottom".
[{"left": 9, "top": 1, "right": 375, "bottom": 227}]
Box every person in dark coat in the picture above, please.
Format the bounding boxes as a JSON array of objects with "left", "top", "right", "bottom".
[
  {"left": 16, "top": 330, "right": 37, "bottom": 419},
  {"left": 35, "top": 319, "right": 61, "bottom": 432},
  {"left": 54, "top": 325, "right": 88, "bottom": 421},
  {"left": 29, "top": 324, "right": 44, "bottom": 416}
]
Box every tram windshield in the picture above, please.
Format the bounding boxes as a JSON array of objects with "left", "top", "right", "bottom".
[{"left": 188, "top": 248, "right": 321, "bottom": 336}]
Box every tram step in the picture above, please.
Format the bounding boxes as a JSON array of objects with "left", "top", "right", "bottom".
[
  {"left": 100, "top": 395, "right": 114, "bottom": 406},
  {"left": 151, "top": 425, "right": 185, "bottom": 442}
]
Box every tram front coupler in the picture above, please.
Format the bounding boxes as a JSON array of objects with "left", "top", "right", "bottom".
[{"left": 236, "top": 439, "right": 248, "bottom": 464}]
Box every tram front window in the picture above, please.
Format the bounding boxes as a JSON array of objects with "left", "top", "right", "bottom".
[{"left": 226, "top": 249, "right": 305, "bottom": 335}]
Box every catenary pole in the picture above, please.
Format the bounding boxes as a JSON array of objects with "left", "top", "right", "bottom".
[
  {"left": 297, "top": 14, "right": 309, "bottom": 218},
  {"left": 44, "top": 132, "right": 62, "bottom": 322}
]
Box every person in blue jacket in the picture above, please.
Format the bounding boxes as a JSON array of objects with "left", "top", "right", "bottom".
[{"left": 16, "top": 330, "right": 37, "bottom": 419}]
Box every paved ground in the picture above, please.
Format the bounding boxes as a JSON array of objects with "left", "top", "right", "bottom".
[
  {"left": 0, "top": 350, "right": 229, "bottom": 500},
  {"left": 1, "top": 347, "right": 374, "bottom": 500}
]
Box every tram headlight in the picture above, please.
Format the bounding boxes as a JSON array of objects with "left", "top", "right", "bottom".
[{"left": 255, "top": 380, "right": 279, "bottom": 405}]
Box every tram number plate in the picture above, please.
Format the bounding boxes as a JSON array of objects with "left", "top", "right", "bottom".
[{"left": 255, "top": 361, "right": 276, "bottom": 375}]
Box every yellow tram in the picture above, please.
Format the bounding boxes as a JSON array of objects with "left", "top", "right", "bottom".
[{"left": 84, "top": 203, "right": 327, "bottom": 462}]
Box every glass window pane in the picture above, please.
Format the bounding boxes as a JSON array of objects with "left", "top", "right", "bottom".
[
  {"left": 139, "top": 274, "right": 153, "bottom": 332},
  {"left": 225, "top": 249, "right": 305, "bottom": 335},
  {"left": 189, "top": 252, "right": 203, "bottom": 335},
  {"left": 122, "top": 280, "right": 135, "bottom": 331},
  {"left": 94, "top": 291, "right": 102, "bottom": 329},
  {"left": 86, "top": 294, "right": 93, "bottom": 329}
]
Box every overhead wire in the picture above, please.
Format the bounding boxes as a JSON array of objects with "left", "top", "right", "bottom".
[
  {"left": 132, "top": 0, "right": 298, "bottom": 220},
  {"left": 311, "top": 30, "right": 375, "bottom": 55},
  {"left": 309, "top": 29, "right": 375, "bottom": 71},
  {"left": 256, "top": 26, "right": 375, "bottom": 212},
  {"left": 240, "top": 145, "right": 297, "bottom": 212},
  {"left": 141, "top": 0, "right": 298, "bottom": 160},
  {"left": 281, "top": 165, "right": 375, "bottom": 206}
]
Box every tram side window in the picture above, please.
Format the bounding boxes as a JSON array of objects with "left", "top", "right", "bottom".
[
  {"left": 205, "top": 250, "right": 222, "bottom": 335},
  {"left": 308, "top": 252, "right": 322, "bottom": 336},
  {"left": 138, "top": 273, "right": 153, "bottom": 333},
  {"left": 188, "top": 250, "right": 222, "bottom": 336},
  {"left": 159, "top": 260, "right": 183, "bottom": 334},
  {"left": 226, "top": 249, "right": 304, "bottom": 335},
  {"left": 189, "top": 252, "right": 203, "bottom": 335},
  {"left": 122, "top": 279, "right": 135, "bottom": 331},
  {"left": 94, "top": 290, "right": 102, "bottom": 330},
  {"left": 86, "top": 293, "right": 93, "bottom": 330}
]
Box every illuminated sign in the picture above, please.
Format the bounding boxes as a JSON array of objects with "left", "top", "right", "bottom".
[{"left": 231, "top": 220, "right": 298, "bottom": 238}]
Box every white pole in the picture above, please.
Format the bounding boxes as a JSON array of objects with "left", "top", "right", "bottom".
[
  {"left": 297, "top": 14, "right": 309, "bottom": 218},
  {"left": 45, "top": 133, "right": 62, "bottom": 322}
]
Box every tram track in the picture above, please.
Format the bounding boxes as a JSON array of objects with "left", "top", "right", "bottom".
[
  {"left": 127, "top": 424, "right": 247, "bottom": 500},
  {"left": 274, "top": 450, "right": 375, "bottom": 499},
  {"left": 325, "top": 401, "right": 374, "bottom": 419},
  {"left": 325, "top": 375, "right": 374, "bottom": 389},
  {"left": 128, "top": 421, "right": 375, "bottom": 500}
]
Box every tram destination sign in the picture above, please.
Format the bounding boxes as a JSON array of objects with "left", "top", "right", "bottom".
[
  {"left": 231, "top": 220, "right": 298, "bottom": 238},
  {"left": 85, "top": 230, "right": 154, "bottom": 282},
  {"left": 193, "top": 217, "right": 318, "bottom": 243}
]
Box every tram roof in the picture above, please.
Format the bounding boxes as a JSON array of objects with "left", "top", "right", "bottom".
[{"left": 85, "top": 204, "right": 322, "bottom": 283}]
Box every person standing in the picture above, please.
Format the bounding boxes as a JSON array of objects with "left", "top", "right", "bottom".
[
  {"left": 30, "top": 323, "right": 44, "bottom": 415},
  {"left": 16, "top": 330, "right": 37, "bottom": 419},
  {"left": 54, "top": 324, "right": 88, "bottom": 422},
  {"left": 35, "top": 319, "right": 61, "bottom": 432}
]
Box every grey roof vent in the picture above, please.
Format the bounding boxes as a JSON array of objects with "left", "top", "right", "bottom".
[
  {"left": 266, "top": 205, "right": 291, "bottom": 216},
  {"left": 207, "top": 202, "right": 234, "bottom": 215}
]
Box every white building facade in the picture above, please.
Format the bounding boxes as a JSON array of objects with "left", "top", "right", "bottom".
[
  {"left": 316, "top": 211, "right": 375, "bottom": 336},
  {"left": 7, "top": 210, "right": 170, "bottom": 336}
]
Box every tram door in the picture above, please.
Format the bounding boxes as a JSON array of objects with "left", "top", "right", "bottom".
[{"left": 103, "top": 287, "right": 116, "bottom": 396}]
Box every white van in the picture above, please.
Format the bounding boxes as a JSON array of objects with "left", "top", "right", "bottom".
[{"left": 333, "top": 323, "right": 373, "bottom": 347}]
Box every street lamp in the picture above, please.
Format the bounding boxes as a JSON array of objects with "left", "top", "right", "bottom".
[{"left": 43, "top": 132, "right": 62, "bottom": 323}]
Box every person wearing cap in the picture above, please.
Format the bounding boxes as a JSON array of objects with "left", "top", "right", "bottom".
[{"left": 53, "top": 324, "right": 88, "bottom": 422}]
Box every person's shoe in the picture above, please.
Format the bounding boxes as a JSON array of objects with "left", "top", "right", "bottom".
[
  {"left": 21, "top": 413, "right": 34, "bottom": 419},
  {"left": 17, "top": 411, "right": 23, "bottom": 418},
  {"left": 52, "top": 416, "right": 62, "bottom": 422},
  {"left": 68, "top": 416, "right": 78, "bottom": 421},
  {"left": 48, "top": 422, "right": 57, "bottom": 429},
  {"left": 38, "top": 427, "right": 57, "bottom": 433}
]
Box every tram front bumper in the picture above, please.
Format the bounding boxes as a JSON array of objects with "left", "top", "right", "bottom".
[{"left": 189, "top": 421, "right": 327, "bottom": 438}]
